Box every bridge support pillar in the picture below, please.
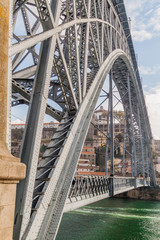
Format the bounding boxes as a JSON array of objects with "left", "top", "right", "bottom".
[
  {"left": 0, "top": 1, "right": 26, "bottom": 239},
  {"left": 109, "top": 178, "right": 114, "bottom": 196}
]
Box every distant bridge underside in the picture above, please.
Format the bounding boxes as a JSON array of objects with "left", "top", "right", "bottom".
[
  {"left": 64, "top": 176, "right": 150, "bottom": 212},
  {"left": 10, "top": 0, "right": 156, "bottom": 239}
]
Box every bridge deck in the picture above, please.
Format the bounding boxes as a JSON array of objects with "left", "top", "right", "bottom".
[{"left": 64, "top": 176, "right": 150, "bottom": 212}]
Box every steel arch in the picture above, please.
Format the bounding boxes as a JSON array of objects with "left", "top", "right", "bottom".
[{"left": 11, "top": 0, "right": 156, "bottom": 239}]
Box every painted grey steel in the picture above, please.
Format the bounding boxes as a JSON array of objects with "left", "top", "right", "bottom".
[
  {"left": 14, "top": 1, "right": 61, "bottom": 239},
  {"left": 108, "top": 71, "right": 114, "bottom": 195},
  {"left": 65, "top": 175, "right": 149, "bottom": 212},
  {"left": 122, "top": 114, "right": 126, "bottom": 176},
  {"left": 105, "top": 94, "right": 110, "bottom": 176},
  {"left": 12, "top": 79, "right": 63, "bottom": 121},
  {"left": 109, "top": 71, "right": 114, "bottom": 177},
  {"left": 146, "top": 146, "right": 150, "bottom": 178},
  {"left": 14, "top": 38, "right": 57, "bottom": 239},
  {"left": 137, "top": 107, "right": 145, "bottom": 178},
  {"left": 127, "top": 72, "right": 137, "bottom": 177},
  {"left": 10, "top": 0, "right": 156, "bottom": 239},
  {"left": 148, "top": 143, "right": 156, "bottom": 186}
]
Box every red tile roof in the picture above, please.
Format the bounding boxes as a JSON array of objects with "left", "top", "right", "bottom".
[
  {"left": 78, "top": 172, "right": 108, "bottom": 176},
  {"left": 12, "top": 122, "right": 59, "bottom": 125},
  {"left": 78, "top": 160, "right": 92, "bottom": 165},
  {"left": 77, "top": 166, "right": 97, "bottom": 169},
  {"left": 81, "top": 151, "right": 96, "bottom": 155}
]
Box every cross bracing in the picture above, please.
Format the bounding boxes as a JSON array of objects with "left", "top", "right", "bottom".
[{"left": 10, "top": 0, "right": 156, "bottom": 239}]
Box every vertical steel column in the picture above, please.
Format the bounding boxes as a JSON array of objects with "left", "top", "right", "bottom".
[
  {"left": 146, "top": 146, "right": 149, "bottom": 179},
  {"left": 127, "top": 72, "right": 137, "bottom": 177},
  {"left": 110, "top": 71, "right": 114, "bottom": 176},
  {"left": 148, "top": 142, "right": 156, "bottom": 186},
  {"left": 14, "top": 37, "right": 57, "bottom": 240},
  {"left": 105, "top": 91, "right": 110, "bottom": 176},
  {"left": 137, "top": 107, "right": 145, "bottom": 178},
  {"left": 14, "top": 1, "right": 61, "bottom": 239},
  {"left": 122, "top": 112, "right": 127, "bottom": 177},
  {"left": 109, "top": 71, "right": 114, "bottom": 196}
]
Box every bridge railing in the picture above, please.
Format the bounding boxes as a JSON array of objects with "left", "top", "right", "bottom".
[
  {"left": 113, "top": 177, "right": 135, "bottom": 193},
  {"left": 68, "top": 176, "right": 150, "bottom": 202},
  {"left": 137, "top": 178, "right": 150, "bottom": 187},
  {"left": 137, "top": 178, "right": 144, "bottom": 186},
  {"left": 64, "top": 175, "right": 150, "bottom": 212},
  {"left": 68, "top": 175, "right": 111, "bottom": 200}
]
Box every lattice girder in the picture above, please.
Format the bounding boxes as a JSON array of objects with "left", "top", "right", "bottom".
[{"left": 11, "top": 1, "right": 156, "bottom": 240}]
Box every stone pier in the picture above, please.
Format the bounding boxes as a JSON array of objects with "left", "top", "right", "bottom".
[
  {"left": 0, "top": 1, "right": 26, "bottom": 239},
  {"left": 115, "top": 187, "right": 160, "bottom": 201}
]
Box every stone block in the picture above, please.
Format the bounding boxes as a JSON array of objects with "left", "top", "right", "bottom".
[
  {"left": 0, "top": 227, "right": 13, "bottom": 240},
  {"left": 0, "top": 1, "right": 26, "bottom": 240},
  {"left": 0, "top": 184, "right": 16, "bottom": 206},
  {"left": 0, "top": 204, "right": 15, "bottom": 229}
]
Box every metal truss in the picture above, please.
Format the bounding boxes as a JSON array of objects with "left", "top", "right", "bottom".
[
  {"left": 64, "top": 175, "right": 150, "bottom": 212},
  {"left": 10, "top": 0, "right": 156, "bottom": 239},
  {"left": 67, "top": 175, "right": 149, "bottom": 201},
  {"left": 68, "top": 175, "right": 111, "bottom": 199}
]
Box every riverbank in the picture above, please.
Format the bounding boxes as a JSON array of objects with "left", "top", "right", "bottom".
[{"left": 115, "top": 186, "right": 160, "bottom": 201}]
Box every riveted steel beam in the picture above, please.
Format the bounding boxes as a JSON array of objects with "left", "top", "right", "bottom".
[{"left": 10, "top": 1, "right": 155, "bottom": 239}]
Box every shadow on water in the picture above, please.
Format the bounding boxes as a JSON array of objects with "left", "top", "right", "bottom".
[{"left": 56, "top": 198, "right": 160, "bottom": 240}]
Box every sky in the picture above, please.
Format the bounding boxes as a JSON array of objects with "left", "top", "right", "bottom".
[
  {"left": 124, "top": 0, "right": 160, "bottom": 139},
  {"left": 12, "top": 1, "right": 160, "bottom": 139}
]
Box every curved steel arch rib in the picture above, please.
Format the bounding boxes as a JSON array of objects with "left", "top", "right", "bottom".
[
  {"left": 18, "top": 51, "right": 154, "bottom": 240},
  {"left": 12, "top": 1, "right": 155, "bottom": 239}
]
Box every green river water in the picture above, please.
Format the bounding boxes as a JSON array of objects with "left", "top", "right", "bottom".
[{"left": 56, "top": 198, "right": 160, "bottom": 240}]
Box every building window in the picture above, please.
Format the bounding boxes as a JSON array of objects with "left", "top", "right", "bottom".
[{"left": 94, "top": 129, "right": 98, "bottom": 135}]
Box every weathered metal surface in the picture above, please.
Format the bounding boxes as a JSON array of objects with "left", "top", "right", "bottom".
[{"left": 10, "top": 0, "right": 156, "bottom": 239}]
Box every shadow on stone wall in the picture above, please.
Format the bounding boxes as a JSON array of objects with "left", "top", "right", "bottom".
[{"left": 115, "top": 187, "right": 160, "bottom": 201}]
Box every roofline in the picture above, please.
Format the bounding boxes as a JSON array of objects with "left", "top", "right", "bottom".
[{"left": 12, "top": 122, "right": 59, "bottom": 126}]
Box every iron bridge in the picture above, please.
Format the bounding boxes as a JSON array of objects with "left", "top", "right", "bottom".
[
  {"left": 64, "top": 175, "right": 150, "bottom": 212},
  {"left": 9, "top": 0, "right": 156, "bottom": 239}
]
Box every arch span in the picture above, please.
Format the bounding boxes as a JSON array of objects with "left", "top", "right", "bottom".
[
  {"left": 12, "top": 1, "right": 156, "bottom": 239},
  {"left": 18, "top": 50, "right": 154, "bottom": 240}
]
